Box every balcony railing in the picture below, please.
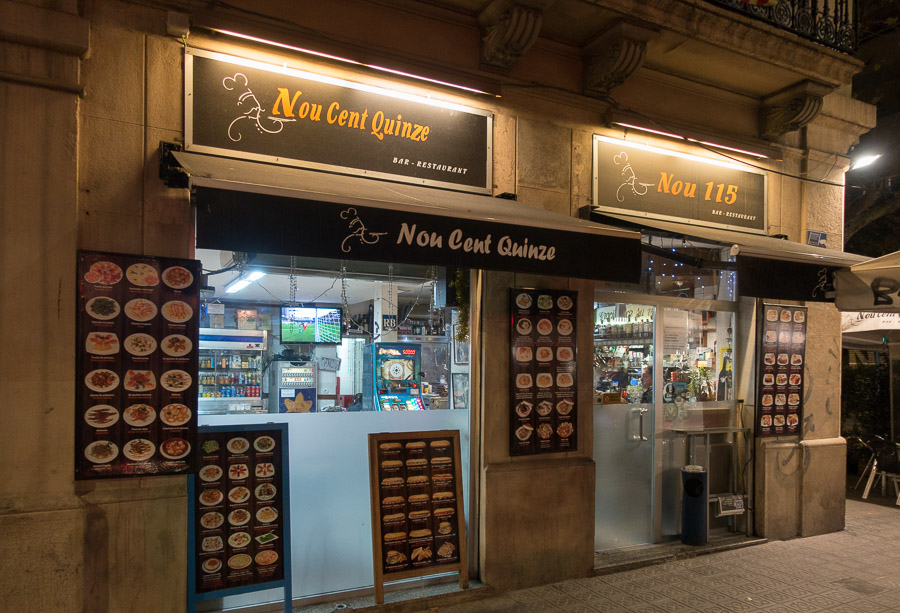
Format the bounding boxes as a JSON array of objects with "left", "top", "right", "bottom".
[{"left": 708, "top": 0, "right": 857, "bottom": 53}]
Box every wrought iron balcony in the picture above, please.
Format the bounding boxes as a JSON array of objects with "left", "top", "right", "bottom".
[{"left": 708, "top": 0, "right": 856, "bottom": 53}]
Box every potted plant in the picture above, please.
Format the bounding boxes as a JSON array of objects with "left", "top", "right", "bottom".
[{"left": 688, "top": 366, "right": 713, "bottom": 400}]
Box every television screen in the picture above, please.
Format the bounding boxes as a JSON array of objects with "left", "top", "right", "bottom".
[
  {"left": 281, "top": 306, "right": 342, "bottom": 343},
  {"left": 314, "top": 307, "right": 342, "bottom": 343}
]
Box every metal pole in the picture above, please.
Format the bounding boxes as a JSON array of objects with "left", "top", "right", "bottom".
[{"left": 890, "top": 343, "right": 895, "bottom": 442}]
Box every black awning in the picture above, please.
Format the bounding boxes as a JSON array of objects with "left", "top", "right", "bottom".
[
  {"left": 736, "top": 257, "right": 840, "bottom": 302},
  {"left": 178, "top": 151, "right": 642, "bottom": 282},
  {"left": 586, "top": 209, "right": 868, "bottom": 302}
]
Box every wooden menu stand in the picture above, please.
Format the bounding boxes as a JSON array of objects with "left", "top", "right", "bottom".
[{"left": 368, "top": 430, "right": 468, "bottom": 605}]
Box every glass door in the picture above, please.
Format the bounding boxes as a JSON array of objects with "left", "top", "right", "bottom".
[
  {"left": 659, "top": 307, "right": 736, "bottom": 535},
  {"left": 593, "top": 243, "right": 740, "bottom": 549},
  {"left": 593, "top": 302, "right": 655, "bottom": 551}
]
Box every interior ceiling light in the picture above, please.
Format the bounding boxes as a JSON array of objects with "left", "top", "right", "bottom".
[
  {"left": 206, "top": 28, "right": 499, "bottom": 97},
  {"left": 612, "top": 122, "right": 769, "bottom": 159},
  {"left": 225, "top": 270, "right": 266, "bottom": 294}
]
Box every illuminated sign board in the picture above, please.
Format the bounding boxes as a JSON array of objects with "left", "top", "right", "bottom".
[
  {"left": 593, "top": 135, "right": 766, "bottom": 234},
  {"left": 186, "top": 49, "right": 492, "bottom": 193}
]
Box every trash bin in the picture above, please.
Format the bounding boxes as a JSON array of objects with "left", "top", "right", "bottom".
[{"left": 681, "top": 465, "right": 707, "bottom": 545}]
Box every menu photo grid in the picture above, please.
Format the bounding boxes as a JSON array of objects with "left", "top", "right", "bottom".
[
  {"left": 368, "top": 430, "right": 468, "bottom": 603},
  {"left": 509, "top": 289, "right": 577, "bottom": 456},
  {"left": 755, "top": 304, "right": 807, "bottom": 438},
  {"left": 76, "top": 251, "right": 200, "bottom": 479},
  {"left": 194, "top": 429, "right": 285, "bottom": 593}
]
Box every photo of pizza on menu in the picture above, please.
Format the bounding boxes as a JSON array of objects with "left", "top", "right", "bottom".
[{"left": 76, "top": 250, "right": 201, "bottom": 480}]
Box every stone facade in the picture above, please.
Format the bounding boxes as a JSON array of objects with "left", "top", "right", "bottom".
[{"left": 0, "top": 0, "right": 876, "bottom": 609}]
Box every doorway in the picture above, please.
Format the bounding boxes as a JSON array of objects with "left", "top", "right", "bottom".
[{"left": 593, "top": 293, "right": 739, "bottom": 551}]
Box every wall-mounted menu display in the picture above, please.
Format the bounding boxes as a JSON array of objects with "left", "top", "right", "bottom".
[
  {"left": 509, "top": 289, "right": 577, "bottom": 456},
  {"left": 368, "top": 430, "right": 468, "bottom": 605},
  {"left": 755, "top": 304, "right": 808, "bottom": 437},
  {"left": 76, "top": 251, "right": 200, "bottom": 479}
]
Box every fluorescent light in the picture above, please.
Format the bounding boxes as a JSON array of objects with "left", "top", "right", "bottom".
[
  {"left": 595, "top": 135, "right": 753, "bottom": 172},
  {"left": 224, "top": 278, "right": 251, "bottom": 293},
  {"left": 611, "top": 122, "right": 769, "bottom": 159},
  {"left": 195, "top": 48, "right": 485, "bottom": 114},
  {"left": 613, "top": 122, "right": 684, "bottom": 141},
  {"left": 850, "top": 154, "right": 881, "bottom": 170},
  {"left": 224, "top": 270, "right": 265, "bottom": 293},
  {"left": 688, "top": 139, "right": 769, "bottom": 159},
  {"left": 206, "top": 29, "right": 498, "bottom": 97}
]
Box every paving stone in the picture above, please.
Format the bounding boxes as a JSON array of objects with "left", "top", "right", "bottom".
[{"left": 419, "top": 500, "right": 899, "bottom": 613}]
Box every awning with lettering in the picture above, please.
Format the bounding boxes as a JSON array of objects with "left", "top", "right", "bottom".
[
  {"left": 842, "top": 311, "right": 900, "bottom": 348},
  {"left": 585, "top": 208, "right": 867, "bottom": 302},
  {"left": 171, "top": 151, "right": 642, "bottom": 282}
]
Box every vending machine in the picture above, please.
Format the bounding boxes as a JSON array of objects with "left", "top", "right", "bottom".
[
  {"left": 366, "top": 343, "right": 424, "bottom": 410},
  {"left": 271, "top": 360, "right": 318, "bottom": 413}
]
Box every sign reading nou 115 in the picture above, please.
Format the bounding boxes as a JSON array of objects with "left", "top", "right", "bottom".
[
  {"left": 186, "top": 49, "right": 492, "bottom": 193},
  {"left": 593, "top": 135, "right": 766, "bottom": 234}
]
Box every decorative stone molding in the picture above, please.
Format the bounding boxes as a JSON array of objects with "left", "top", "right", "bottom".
[
  {"left": 478, "top": 0, "right": 552, "bottom": 73},
  {"left": 760, "top": 80, "right": 835, "bottom": 140},
  {"left": 582, "top": 20, "right": 659, "bottom": 98},
  {"left": 0, "top": 0, "right": 89, "bottom": 94}
]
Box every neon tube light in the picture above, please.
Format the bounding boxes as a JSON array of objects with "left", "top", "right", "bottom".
[{"left": 207, "top": 28, "right": 498, "bottom": 97}]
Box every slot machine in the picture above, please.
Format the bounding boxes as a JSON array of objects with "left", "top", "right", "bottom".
[{"left": 370, "top": 343, "right": 424, "bottom": 410}]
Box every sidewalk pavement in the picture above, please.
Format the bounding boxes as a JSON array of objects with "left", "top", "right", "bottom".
[{"left": 428, "top": 498, "right": 899, "bottom": 612}]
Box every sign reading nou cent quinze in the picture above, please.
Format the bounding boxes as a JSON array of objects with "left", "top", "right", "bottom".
[
  {"left": 593, "top": 135, "right": 766, "bottom": 233},
  {"left": 186, "top": 49, "right": 492, "bottom": 193}
]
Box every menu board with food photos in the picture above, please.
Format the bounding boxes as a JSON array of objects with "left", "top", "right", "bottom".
[
  {"left": 509, "top": 289, "right": 577, "bottom": 456},
  {"left": 76, "top": 251, "right": 200, "bottom": 480},
  {"left": 755, "top": 304, "right": 808, "bottom": 438},
  {"left": 188, "top": 424, "right": 291, "bottom": 610},
  {"left": 368, "top": 430, "right": 468, "bottom": 605}
]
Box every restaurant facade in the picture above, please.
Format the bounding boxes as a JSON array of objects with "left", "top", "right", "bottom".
[{"left": 0, "top": 1, "right": 877, "bottom": 611}]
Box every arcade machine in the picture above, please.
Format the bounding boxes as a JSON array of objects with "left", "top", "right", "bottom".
[
  {"left": 271, "top": 360, "right": 318, "bottom": 413},
  {"left": 365, "top": 343, "right": 425, "bottom": 410}
]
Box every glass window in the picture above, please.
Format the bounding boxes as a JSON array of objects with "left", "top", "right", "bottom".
[
  {"left": 194, "top": 250, "right": 467, "bottom": 414},
  {"left": 594, "top": 238, "right": 737, "bottom": 303},
  {"left": 660, "top": 308, "right": 735, "bottom": 429},
  {"left": 593, "top": 303, "right": 655, "bottom": 405}
]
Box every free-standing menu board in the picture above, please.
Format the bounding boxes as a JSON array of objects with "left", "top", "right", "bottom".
[
  {"left": 188, "top": 424, "right": 292, "bottom": 613},
  {"left": 755, "top": 304, "right": 808, "bottom": 437},
  {"left": 76, "top": 250, "right": 200, "bottom": 479},
  {"left": 368, "top": 430, "right": 468, "bottom": 605},
  {"left": 509, "top": 289, "right": 577, "bottom": 456}
]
